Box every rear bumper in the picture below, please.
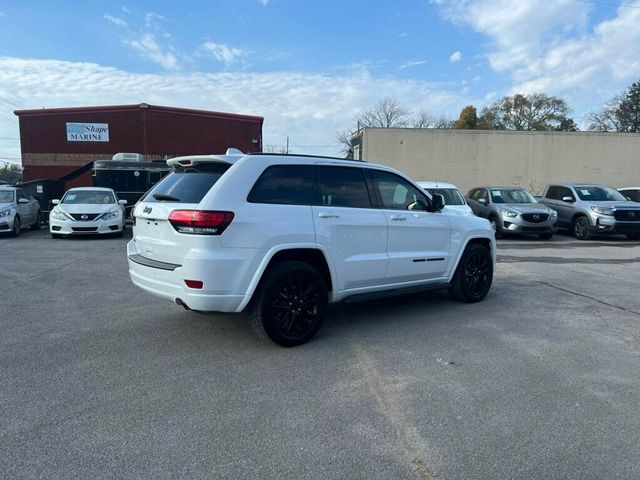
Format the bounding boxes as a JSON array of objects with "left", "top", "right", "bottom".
[{"left": 126, "top": 240, "right": 257, "bottom": 313}]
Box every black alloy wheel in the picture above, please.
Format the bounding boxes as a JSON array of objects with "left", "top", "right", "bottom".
[
  {"left": 249, "top": 261, "right": 328, "bottom": 347},
  {"left": 573, "top": 216, "right": 591, "bottom": 240},
  {"left": 449, "top": 243, "right": 493, "bottom": 303}
]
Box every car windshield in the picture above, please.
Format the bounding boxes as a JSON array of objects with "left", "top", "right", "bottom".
[
  {"left": 490, "top": 189, "right": 536, "bottom": 204},
  {"left": 62, "top": 191, "right": 115, "bottom": 204},
  {"left": 0, "top": 191, "right": 14, "bottom": 203},
  {"left": 575, "top": 186, "right": 627, "bottom": 202},
  {"left": 424, "top": 188, "right": 466, "bottom": 206}
]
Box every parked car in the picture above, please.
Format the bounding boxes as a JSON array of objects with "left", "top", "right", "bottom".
[
  {"left": 49, "top": 187, "right": 127, "bottom": 238},
  {"left": 541, "top": 183, "right": 640, "bottom": 240},
  {"left": 618, "top": 187, "right": 640, "bottom": 202},
  {"left": 466, "top": 186, "right": 558, "bottom": 239},
  {"left": 0, "top": 185, "right": 42, "bottom": 236},
  {"left": 128, "top": 149, "right": 496, "bottom": 347},
  {"left": 418, "top": 181, "right": 473, "bottom": 215}
]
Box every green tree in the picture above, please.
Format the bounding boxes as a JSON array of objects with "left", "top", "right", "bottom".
[
  {"left": 455, "top": 105, "right": 478, "bottom": 129},
  {"left": 0, "top": 163, "right": 22, "bottom": 183},
  {"left": 479, "top": 93, "right": 574, "bottom": 131},
  {"left": 588, "top": 80, "right": 640, "bottom": 132}
]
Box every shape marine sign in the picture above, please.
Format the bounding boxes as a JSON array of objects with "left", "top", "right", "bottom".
[{"left": 66, "top": 122, "right": 110, "bottom": 142}]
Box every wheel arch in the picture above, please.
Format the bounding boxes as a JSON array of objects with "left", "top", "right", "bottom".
[{"left": 447, "top": 235, "right": 495, "bottom": 279}]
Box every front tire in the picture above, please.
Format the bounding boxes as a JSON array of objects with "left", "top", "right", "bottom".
[
  {"left": 572, "top": 216, "right": 591, "bottom": 240},
  {"left": 248, "top": 261, "right": 328, "bottom": 347},
  {"left": 11, "top": 216, "right": 20, "bottom": 237},
  {"left": 448, "top": 243, "right": 493, "bottom": 303},
  {"left": 489, "top": 216, "right": 503, "bottom": 239}
]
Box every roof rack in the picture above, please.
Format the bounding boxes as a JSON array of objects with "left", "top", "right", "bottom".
[{"left": 247, "top": 152, "right": 366, "bottom": 163}]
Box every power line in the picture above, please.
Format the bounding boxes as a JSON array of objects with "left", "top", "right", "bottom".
[{"left": 0, "top": 95, "right": 24, "bottom": 109}]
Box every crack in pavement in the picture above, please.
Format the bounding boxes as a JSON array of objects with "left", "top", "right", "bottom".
[
  {"left": 538, "top": 281, "right": 640, "bottom": 317},
  {"left": 351, "top": 342, "right": 436, "bottom": 480}
]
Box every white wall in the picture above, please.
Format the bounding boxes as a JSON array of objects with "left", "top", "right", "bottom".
[{"left": 360, "top": 128, "right": 640, "bottom": 195}]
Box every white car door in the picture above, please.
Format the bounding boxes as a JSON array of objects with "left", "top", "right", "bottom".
[
  {"left": 369, "top": 170, "right": 452, "bottom": 283},
  {"left": 312, "top": 165, "right": 389, "bottom": 291}
]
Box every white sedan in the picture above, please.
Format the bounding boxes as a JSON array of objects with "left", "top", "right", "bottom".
[
  {"left": 418, "top": 181, "right": 474, "bottom": 215},
  {"left": 49, "top": 187, "right": 127, "bottom": 238}
]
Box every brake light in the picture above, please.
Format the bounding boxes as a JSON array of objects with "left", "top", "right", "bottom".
[
  {"left": 168, "top": 210, "right": 234, "bottom": 235},
  {"left": 184, "top": 280, "right": 203, "bottom": 289}
]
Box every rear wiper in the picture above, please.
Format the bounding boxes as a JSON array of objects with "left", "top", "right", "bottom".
[{"left": 153, "top": 194, "right": 181, "bottom": 202}]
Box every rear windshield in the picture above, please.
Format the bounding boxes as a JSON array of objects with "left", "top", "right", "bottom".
[
  {"left": 142, "top": 163, "right": 230, "bottom": 204},
  {"left": 424, "top": 188, "right": 465, "bottom": 206}
]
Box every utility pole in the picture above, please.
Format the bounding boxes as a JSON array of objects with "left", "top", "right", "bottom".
[{"left": 286, "top": 136, "right": 289, "bottom": 154}]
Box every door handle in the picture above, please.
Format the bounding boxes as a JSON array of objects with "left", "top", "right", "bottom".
[
  {"left": 318, "top": 212, "right": 340, "bottom": 219},
  {"left": 390, "top": 215, "right": 407, "bottom": 221}
]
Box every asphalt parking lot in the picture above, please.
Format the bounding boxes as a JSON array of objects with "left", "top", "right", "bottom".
[{"left": 1, "top": 228, "right": 639, "bottom": 480}]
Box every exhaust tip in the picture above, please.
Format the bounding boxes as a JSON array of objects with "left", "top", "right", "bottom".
[{"left": 175, "top": 298, "right": 191, "bottom": 311}]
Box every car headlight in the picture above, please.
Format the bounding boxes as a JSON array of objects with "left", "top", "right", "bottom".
[
  {"left": 0, "top": 209, "right": 13, "bottom": 218},
  {"left": 591, "top": 206, "right": 613, "bottom": 216},
  {"left": 500, "top": 209, "right": 518, "bottom": 218},
  {"left": 99, "top": 209, "right": 120, "bottom": 220},
  {"left": 50, "top": 209, "right": 71, "bottom": 220},
  {"left": 550, "top": 210, "right": 558, "bottom": 218}
]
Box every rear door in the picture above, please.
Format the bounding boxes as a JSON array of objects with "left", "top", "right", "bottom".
[
  {"left": 133, "top": 162, "right": 231, "bottom": 265},
  {"left": 369, "top": 169, "right": 451, "bottom": 283},
  {"left": 312, "top": 165, "right": 388, "bottom": 291}
]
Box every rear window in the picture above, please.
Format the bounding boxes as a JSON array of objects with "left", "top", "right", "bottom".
[{"left": 142, "top": 163, "right": 230, "bottom": 204}]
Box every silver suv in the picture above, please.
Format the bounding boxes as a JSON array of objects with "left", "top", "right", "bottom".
[
  {"left": 466, "top": 186, "right": 557, "bottom": 239},
  {"left": 542, "top": 183, "right": 640, "bottom": 240}
]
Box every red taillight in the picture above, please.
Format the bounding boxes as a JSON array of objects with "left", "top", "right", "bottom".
[
  {"left": 184, "top": 279, "right": 203, "bottom": 289},
  {"left": 168, "top": 210, "right": 234, "bottom": 235}
]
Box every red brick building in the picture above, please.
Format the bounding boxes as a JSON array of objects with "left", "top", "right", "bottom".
[{"left": 14, "top": 103, "right": 263, "bottom": 187}]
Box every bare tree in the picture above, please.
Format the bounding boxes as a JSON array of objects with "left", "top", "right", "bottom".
[
  {"left": 335, "top": 129, "right": 356, "bottom": 159},
  {"left": 357, "top": 97, "right": 410, "bottom": 128},
  {"left": 433, "top": 116, "right": 456, "bottom": 128},
  {"left": 411, "top": 109, "right": 436, "bottom": 128}
]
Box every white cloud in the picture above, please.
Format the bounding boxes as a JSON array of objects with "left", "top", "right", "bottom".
[
  {"left": 103, "top": 14, "right": 127, "bottom": 27},
  {"left": 433, "top": 0, "right": 640, "bottom": 111},
  {"left": 258, "top": 0, "right": 269, "bottom": 5},
  {"left": 0, "top": 11, "right": 6, "bottom": 18},
  {"left": 0, "top": 57, "right": 471, "bottom": 159},
  {"left": 198, "top": 42, "right": 248, "bottom": 68},
  {"left": 449, "top": 51, "right": 462, "bottom": 63},
  {"left": 399, "top": 60, "right": 427, "bottom": 69},
  {"left": 125, "top": 34, "right": 180, "bottom": 70}
]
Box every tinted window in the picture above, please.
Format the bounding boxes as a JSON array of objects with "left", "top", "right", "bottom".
[
  {"left": 248, "top": 165, "right": 314, "bottom": 205},
  {"left": 16, "top": 190, "right": 26, "bottom": 201},
  {"left": 370, "top": 170, "right": 428, "bottom": 210},
  {"left": 425, "top": 188, "right": 465, "bottom": 206},
  {"left": 545, "top": 186, "right": 559, "bottom": 200},
  {"left": 558, "top": 187, "right": 575, "bottom": 201},
  {"left": 315, "top": 166, "right": 371, "bottom": 208},
  {"left": 143, "top": 163, "right": 230, "bottom": 204}
]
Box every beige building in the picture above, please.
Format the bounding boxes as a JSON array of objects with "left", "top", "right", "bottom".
[{"left": 351, "top": 128, "right": 640, "bottom": 195}]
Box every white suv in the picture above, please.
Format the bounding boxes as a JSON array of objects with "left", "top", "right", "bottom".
[{"left": 128, "top": 150, "right": 496, "bottom": 346}]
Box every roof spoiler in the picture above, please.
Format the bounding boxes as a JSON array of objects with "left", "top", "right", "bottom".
[{"left": 166, "top": 148, "right": 245, "bottom": 168}]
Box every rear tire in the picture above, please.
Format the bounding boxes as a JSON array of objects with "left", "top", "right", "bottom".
[
  {"left": 248, "top": 261, "right": 328, "bottom": 347},
  {"left": 448, "top": 243, "right": 493, "bottom": 303},
  {"left": 572, "top": 216, "right": 591, "bottom": 240},
  {"left": 31, "top": 211, "right": 42, "bottom": 230}
]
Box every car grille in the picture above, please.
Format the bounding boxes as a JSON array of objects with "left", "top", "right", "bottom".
[
  {"left": 613, "top": 210, "right": 640, "bottom": 222},
  {"left": 521, "top": 213, "right": 549, "bottom": 223},
  {"left": 71, "top": 227, "right": 99, "bottom": 232},
  {"left": 70, "top": 213, "right": 100, "bottom": 221}
]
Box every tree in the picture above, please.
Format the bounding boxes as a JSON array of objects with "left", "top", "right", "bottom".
[
  {"left": 335, "top": 129, "right": 355, "bottom": 159},
  {"left": 455, "top": 105, "right": 478, "bottom": 129},
  {"left": 588, "top": 80, "right": 640, "bottom": 132},
  {"left": 0, "top": 163, "right": 22, "bottom": 183},
  {"left": 356, "top": 97, "right": 410, "bottom": 128},
  {"left": 479, "top": 93, "right": 575, "bottom": 131},
  {"left": 412, "top": 110, "right": 436, "bottom": 128}
]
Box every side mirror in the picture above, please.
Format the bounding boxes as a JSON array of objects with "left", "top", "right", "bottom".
[
  {"left": 562, "top": 196, "right": 574, "bottom": 203},
  {"left": 18, "top": 198, "right": 29, "bottom": 204},
  {"left": 478, "top": 198, "right": 487, "bottom": 204},
  {"left": 118, "top": 199, "right": 128, "bottom": 205},
  {"left": 52, "top": 199, "right": 60, "bottom": 205},
  {"left": 431, "top": 193, "right": 445, "bottom": 212}
]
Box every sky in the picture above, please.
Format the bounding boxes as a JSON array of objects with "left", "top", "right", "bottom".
[{"left": 1, "top": 0, "right": 640, "bottom": 166}]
